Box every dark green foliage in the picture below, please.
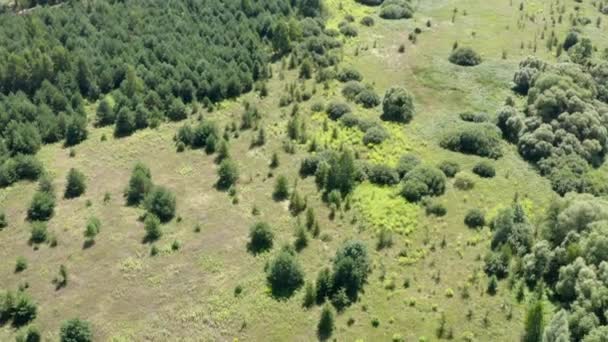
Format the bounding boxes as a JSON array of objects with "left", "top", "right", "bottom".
[
  {"left": 438, "top": 161, "right": 460, "bottom": 178},
  {"left": 331, "top": 240, "right": 371, "bottom": 301},
  {"left": 360, "top": 16, "right": 375, "bottom": 26},
  {"left": 355, "top": 89, "right": 381, "bottom": 108},
  {"left": 114, "top": 107, "right": 136, "bottom": 137},
  {"left": 10, "top": 292, "right": 37, "bottom": 326},
  {"left": 326, "top": 101, "right": 352, "bottom": 120},
  {"left": 395, "top": 154, "right": 420, "bottom": 178},
  {"left": 4, "top": 122, "right": 41, "bottom": 155},
  {"left": 317, "top": 304, "right": 335, "bottom": 340},
  {"left": 144, "top": 186, "right": 176, "bottom": 223},
  {"left": 342, "top": 81, "right": 366, "bottom": 100},
  {"left": 96, "top": 99, "right": 115, "bottom": 127},
  {"left": 381, "top": 86, "right": 415, "bottom": 122},
  {"left": 379, "top": 0, "right": 414, "bottom": 20},
  {"left": 84, "top": 217, "right": 101, "bottom": 242},
  {"left": 0, "top": 210, "right": 6, "bottom": 229},
  {"left": 303, "top": 282, "right": 316, "bottom": 308},
  {"left": 167, "top": 98, "right": 187, "bottom": 122},
  {"left": 362, "top": 126, "right": 389, "bottom": 145},
  {"left": 367, "top": 164, "right": 399, "bottom": 185},
  {"left": 401, "top": 165, "right": 446, "bottom": 202},
  {"left": 459, "top": 111, "right": 488, "bottom": 123},
  {"left": 454, "top": 174, "right": 475, "bottom": 190},
  {"left": 465, "top": 209, "right": 485, "bottom": 228},
  {"left": 125, "top": 163, "right": 153, "bottom": 206},
  {"left": 487, "top": 275, "right": 498, "bottom": 295},
  {"left": 523, "top": 300, "right": 544, "bottom": 342},
  {"left": 449, "top": 47, "right": 482, "bottom": 66},
  {"left": 60, "top": 318, "right": 93, "bottom": 342},
  {"left": 563, "top": 31, "right": 579, "bottom": 50},
  {"left": 294, "top": 225, "right": 309, "bottom": 251},
  {"left": 217, "top": 158, "right": 239, "bottom": 189},
  {"left": 425, "top": 202, "right": 447, "bottom": 217},
  {"left": 64, "top": 116, "right": 88, "bottom": 147},
  {"left": 440, "top": 124, "right": 502, "bottom": 158},
  {"left": 483, "top": 248, "right": 511, "bottom": 278},
  {"left": 64, "top": 168, "right": 86, "bottom": 199},
  {"left": 144, "top": 214, "right": 162, "bottom": 242},
  {"left": 0, "top": 155, "right": 44, "bottom": 188},
  {"left": 273, "top": 175, "right": 290, "bottom": 201},
  {"left": 16, "top": 325, "right": 41, "bottom": 342},
  {"left": 337, "top": 68, "right": 363, "bottom": 82},
  {"left": 27, "top": 190, "right": 55, "bottom": 222},
  {"left": 316, "top": 268, "right": 333, "bottom": 303},
  {"left": 339, "top": 24, "right": 358, "bottom": 37},
  {"left": 15, "top": 256, "right": 27, "bottom": 273},
  {"left": 248, "top": 222, "right": 274, "bottom": 254},
  {"left": 266, "top": 247, "right": 305, "bottom": 298},
  {"left": 473, "top": 161, "right": 496, "bottom": 178}
]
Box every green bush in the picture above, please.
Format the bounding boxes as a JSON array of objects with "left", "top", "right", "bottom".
[
  {"left": 29, "top": 222, "right": 48, "bottom": 244},
  {"left": 401, "top": 165, "right": 446, "bottom": 201},
  {"left": 144, "top": 186, "right": 176, "bottom": 222},
  {"left": 12, "top": 293, "right": 37, "bottom": 326},
  {"left": 125, "top": 162, "right": 153, "bottom": 206},
  {"left": 382, "top": 86, "right": 415, "bottom": 122},
  {"left": 337, "top": 68, "right": 363, "bottom": 82},
  {"left": 454, "top": 174, "right": 475, "bottom": 190},
  {"left": 459, "top": 112, "right": 488, "bottom": 123},
  {"left": 15, "top": 256, "right": 27, "bottom": 273},
  {"left": 449, "top": 47, "right": 482, "bottom": 66},
  {"left": 266, "top": 247, "right": 305, "bottom": 298},
  {"left": 379, "top": 0, "right": 414, "bottom": 19},
  {"left": 355, "top": 89, "right": 381, "bottom": 108},
  {"left": 326, "top": 101, "right": 352, "bottom": 120},
  {"left": 425, "top": 202, "right": 447, "bottom": 217},
  {"left": 367, "top": 164, "right": 399, "bottom": 185},
  {"left": 144, "top": 213, "right": 162, "bottom": 242},
  {"left": 60, "top": 318, "right": 93, "bottom": 342},
  {"left": 339, "top": 24, "right": 358, "bottom": 37},
  {"left": 332, "top": 240, "right": 371, "bottom": 300},
  {"left": 438, "top": 161, "right": 460, "bottom": 178},
  {"left": 84, "top": 216, "right": 101, "bottom": 241},
  {"left": 217, "top": 158, "right": 239, "bottom": 189},
  {"left": 27, "top": 191, "right": 55, "bottom": 221},
  {"left": 440, "top": 124, "right": 502, "bottom": 158},
  {"left": 273, "top": 175, "right": 290, "bottom": 201},
  {"left": 0, "top": 210, "right": 6, "bottom": 229},
  {"left": 317, "top": 304, "right": 335, "bottom": 339},
  {"left": 362, "top": 126, "right": 389, "bottom": 145},
  {"left": 465, "top": 209, "right": 485, "bottom": 228},
  {"left": 396, "top": 154, "right": 420, "bottom": 178},
  {"left": 64, "top": 168, "right": 86, "bottom": 199},
  {"left": 473, "top": 161, "right": 496, "bottom": 178},
  {"left": 248, "top": 222, "right": 274, "bottom": 254},
  {"left": 360, "top": 16, "right": 375, "bottom": 26}
]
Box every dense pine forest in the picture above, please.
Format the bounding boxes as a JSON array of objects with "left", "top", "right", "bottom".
[{"left": 1, "top": 0, "right": 608, "bottom": 341}]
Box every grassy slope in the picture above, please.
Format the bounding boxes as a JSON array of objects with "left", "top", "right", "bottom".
[{"left": 1, "top": 0, "right": 606, "bottom": 340}]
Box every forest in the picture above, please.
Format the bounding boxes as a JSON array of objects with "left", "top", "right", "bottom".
[{"left": 1, "top": 0, "right": 608, "bottom": 341}]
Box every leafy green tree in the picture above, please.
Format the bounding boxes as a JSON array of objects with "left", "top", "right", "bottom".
[
  {"left": 316, "top": 267, "right": 333, "bottom": 303},
  {"left": 465, "top": 209, "right": 485, "bottom": 228},
  {"left": 303, "top": 282, "right": 316, "bottom": 308},
  {"left": 64, "top": 115, "right": 88, "bottom": 146},
  {"left": 64, "top": 168, "right": 86, "bottom": 199},
  {"left": 5, "top": 121, "right": 41, "bottom": 155},
  {"left": 144, "top": 186, "right": 176, "bottom": 222},
  {"left": 272, "top": 21, "right": 291, "bottom": 55},
  {"left": 217, "top": 158, "right": 239, "bottom": 189},
  {"left": 332, "top": 240, "right": 370, "bottom": 300},
  {"left": 27, "top": 190, "right": 55, "bottom": 221},
  {"left": 543, "top": 309, "right": 570, "bottom": 342},
  {"left": 125, "top": 162, "right": 153, "bottom": 206},
  {"left": 266, "top": 247, "right": 305, "bottom": 298},
  {"left": 12, "top": 292, "right": 37, "bottom": 326},
  {"left": 60, "top": 318, "right": 93, "bottom": 342},
  {"left": 248, "top": 222, "right": 274, "bottom": 254},
  {"left": 168, "top": 98, "right": 187, "bottom": 121},
  {"left": 449, "top": 47, "right": 482, "bottom": 66},
  {"left": 382, "top": 86, "right": 415, "bottom": 122},
  {"left": 114, "top": 107, "right": 136, "bottom": 137},
  {"left": 96, "top": 98, "right": 115, "bottom": 126}
]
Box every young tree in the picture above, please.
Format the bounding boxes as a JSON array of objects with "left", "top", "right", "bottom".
[
  {"left": 332, "top": 240, "right": 371, "bottom": 300},
  {"left": 543, "top": 310, "right": 570, "bottom": 342},
  {"left": 64, "top": 115, "right": 88, "bottom": 146},
  {"left": 29, "top": 222, "right": 48, "bottom": 244},
  {"left": 381, "top": 86, "right": 415, "bottom": 122},
  {"left": 27, "top": 191, "right": 55, "bottom": 221},
  {"left": 248, "top": 222, "right": 274, "bottom": 254},
  {"left": 523, "top": 299, "right": 545, "bottom": 342},
  {"left": 217, "top": 158, "right": 239, "bottom": 189},
  {"left": 303, "top": 282, "right": 316, "bottom": 308},
  {"left": 144, "top": 214, "right": 162, "bottom": 242},
  {"left": 114, "top": 107, "right": 136, "bottom": 137},
  {"left": 267, "top": 247, "right": 305, "bottom": 298},
  {"left": 84, "top": 216, "right": 101, "bottom": 243},
  {"left": 64, "top": 168, "right": 86, "bottom": 199},
  {"left": 60, "top": 318, "right": 93, "bottom": 342},
  {"left": 144, "top": 186, "right": 176, "bottom": 223},
  {"left": 96, "top": 98, "right": 115, "bottom": 126},
  {"left": 125, "top": 162, "right": 153, "bottom": 206},
  {"left": 317, "top": 304, "right": 335, "bottom": 340},
  {"left": 273, "top": 175, "right": 290, "bottom": 201}
]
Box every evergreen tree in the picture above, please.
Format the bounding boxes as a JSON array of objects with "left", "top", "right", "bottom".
[
  {"left": 523, "top": 299, "right": 545, "bottom": 342},
  {"left": 64, "top": 168, "right": 86, "bottom": 199},
  {"left": 317, "top": 304, "right": 335, "bottom": 340}
]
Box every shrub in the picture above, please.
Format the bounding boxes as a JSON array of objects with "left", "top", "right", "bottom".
[
  {"left": 84, "top": 216, "right": 101, "bottom": 241},
  {"left": 449, "top": 47, "right": 482, "bottom": 66},
  {"left": 339, "top": 113, "right": 361, "bottom": 128},
  {"left": 425, "top": 202, "right": 447, "bottom": 217},
  {"left": 367, "top": 164, "right": 399, "bottom": 185},
  {"left": 318, "top": 304, "right": 335, "bottom": 339},
  {"left": 0, "top": 210, "right": 6, "bottom": 229},
  {"left": 273, "top": 175, "right": 290, "bottom": 201},
  {"left": 217, "top": 158, "right": 239, "bottom": 189},
  {"left": 342, "top": 81, "right": 365, "bottom": 100},
  {"left": 332, "top": 240, "right": 371, "bottom": 300},
  {"left": 438, "top": 161, "right": 460, "bottom": 178},
  {"left": 17, "top": 325, "right": 41, "bottom": 342},
  {"left": 339, "top": 24, "right": 358, "bottom": 37},
  {"left": 459, "top": 112, "right": 488, "bottom": 123},
  {"left": 267, "top": 247, "right": 305, "bottom": 298},
  {"left": 382, "top": 86, "right": 415, "bottom": 122},
  {"left": 337, "top": 68, "right": 363, "bottom": 82},
  {"left": 303, "top": 282, "right": 316, "bottom": 308},
  {"left": 363, "top": 126, "right": 389, "bottom": 145},
  {"left": 64, "top": 168, "right": 86, "bottom": 199},
  {"left": 361, "top": 16, "right": 375, "bottom": 26},
  {"left": 144, "top": 186, "right": 176, "bottom": 222},
  {"left": 15, "top": 256, "right": 27, "bottom": 272},
  {"left": 326, "top": 101, "right": 352, "bottom": 120},
  {"left": 27, "top": 191, "right": 55, "bottom": 221},
  {"left": 487, "top": 275, "right": 498, "bottom": 295},
  {"left": 401, "top": 165, "right": 446, "bottom": 201},
  {"left": 60, "top": 318, "right": 93, "bottom": 342},
  {"left": 167, "top": 97, "right": 187, "bottom": 121},
  {"left": 125, "top": 162, "right": 153, "bottom": 206},
  {"left": 440, "top": 124, "right": 502, "bottom": 158},
  {"left": 316, "top": 268, "right": 332, "bottom": 303},
  {"left": 380, "top": 0, "right": 414, "bottom": 20},
  {"left": 396, "top": 154, "right": 420, "bottom": 178},
  {"left": 12, "top": 293, "right": 37, "bottom": 326},
  {"left": 454, "top": 174, "right": 475, "bottom": 190},
  {"left": 294, "top": 225, "right": 308, "bottom": 251},
  {"left": 248, "top": 222, "right": 274, "bottom": 254},
  {"left": 356, "top": 89, "right": 381, "bottom": 108},
  {"left": 114, "top": 107, "right": 136, "bottom": 137},
  {"left": 464, "top": 209, "right": 485, "bottom": 228},
  {"left": 144, "top": 214, "right": 162, "bottom": 242},
  {"left": 473, "top": 161, "right": 496, "bottom": 178}
]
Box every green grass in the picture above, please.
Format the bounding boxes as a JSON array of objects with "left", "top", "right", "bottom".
[{"left": 2, "top": 0, "right": 606, "bottom": 340}]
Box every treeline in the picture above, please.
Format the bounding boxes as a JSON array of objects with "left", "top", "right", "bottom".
[
  {"left": 0, "top": 0, "right": 325, "bottom": 186},
  {"left": 498, "top": 30, "right": 608, "bottom": 195}
]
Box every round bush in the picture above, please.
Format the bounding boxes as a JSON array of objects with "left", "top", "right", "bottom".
[
  {"left": 459, "top": 112, "right": 488, "bottom": 123},
  {"left": 401, "top": 179, "right": 428, "bottom": 202},
  {"left": 248, "top": 222, "right": 274, "bottom": 254},
  {"left": 440, "top": 124, "right": 502, "bottom": 158},
  {"left": 464, "top": 209, "right": 485, "bottom": 228},
  {"left": 342, "top": 81, "right": 365, "bottom": 100},
  {"left": 449, "top": 47, "right": 482, "bottom": 66},
  {"left": 402, "top": 165, "right": 446, "bottom": 197},
  {"left": 337, "top": 68, "right": 363, "bottom": 82},
  {"left": 60, "top": 318, "right": 93, "bottom": 342},
  {"left": 266, "top": 248, "right": 304, "bottom": 298},
  {"left": 64, "top": 168, "right": 86, "bottom": 199},
  {"left": 396, "top": 154, "right": 420, "bottom": 178},
  {"left": 360, "top": 16, "right": 375, "bottom": 26},
  {"left": 438, "top": 161, "right": 460, "bottom": 178},
  {"left": 454, "top": 174, "right": 475, "bottom": 190},
  {"left": 339, "top": 24, "right": 358, "bottom": 37},
  {"left": 355, "top": 89, "right": 381, "bottom": 108},
  {"left": 367, "top": 164, "right": 399, "bottom": 185},
  {"left": 326, "top": 102, "right": 352, "bottom": 120},
  {"left": 425, "top": 202, "right": 447, "bottom": 217},
  {"left": 339, "top": 113, "right": 361, "bottom": 128},
  {"left": 217, "top": 158, "right": 239, "bottom": 189},
  {"left": 380, "top": 2, "right": 413, "bottom": 20},
  {"left": 382, "top": 86, "right": 415, "bottom": 122},
  {"left": 472, "top": 161, "right": 496, "bottom": 178},
  {"left": 363, "top": 126, "right": 389, "bottom": 145},
  {"left": 144, "top": 186, "right": 176, "bottom": 222}
]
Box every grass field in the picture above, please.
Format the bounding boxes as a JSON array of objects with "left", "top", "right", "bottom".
[{"left": 1, "top": 0, "right": 607, "bottom": 340}]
